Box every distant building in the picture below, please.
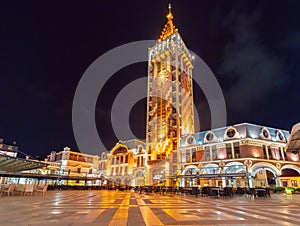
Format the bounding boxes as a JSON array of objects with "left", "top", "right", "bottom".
[
  {"left": 45, "top": 147, "right": 100, "bottom": 185},
  {"left": 100, "top": 140, "right": 146, "bottom": 187},
  {"left": 179, "top": 123, "right": 300, "bottom": 188},
  {"left": 4, "top": 5, "right": 300, "bottom": 190},
  {"left": 0, "top": 138, "right": 18, "bottom": 157},
  {"left": 0, "top": 138, "right": 47, "bottom": 185},
  {"left": 95, "top": 5, "right": 300, "bottom": 189}
]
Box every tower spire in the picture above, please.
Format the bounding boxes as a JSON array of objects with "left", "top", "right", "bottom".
[{"left": 158, "top": 4, "right": 177, "bottom": 42}]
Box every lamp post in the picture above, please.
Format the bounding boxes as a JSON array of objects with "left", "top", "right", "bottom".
[
  {"left": 219, "top": 160, "right": 225, "bottom": 172},
  {"left": 219, "top": 160, "right": 226, "bottom": 188},
  {"left": 67, "top": 169, "right": 71, "bottom": 186},
  {"left": 198, "top": 163, "right": 203, "bottom": 187},
  {"left": 243, "top": 159, "right": 253, "bottom": 188},
  {"left": 176, "top": 165, "right": 184, "bottom": 187},
  {"left": 244, "top": 164, "right": 250, "bottom": 189}
]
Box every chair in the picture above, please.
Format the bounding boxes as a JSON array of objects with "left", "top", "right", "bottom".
[
  {"left": 247, "top": 188, "right": 257, "bottom": 200},
  {"left": 1, "top": 184, "right": 15, "bottom": 196},
  {"left": 236, "top": 187, "right": 246, "bottom": 195},
  {"left": 166, "top": 187, "right": 174, "bottom": 195},
  {"left": 221, "top": 187, "right": 233, "bottom": 198},
  {"left": 208, "top": 188, "right": 219, "bottom": 198},
  {"left": 200, "top": 187, "right": 209, "bottom": 197},
  {"left": 256, "top": 189, "right": 266, "bottom": 198},
  {"left": 191, "top": 187, "right": 199, "bottom": 196},
  {"left": 36, "top": 184, "right": 48, "bottom": 195},
  {"left": 14, "top": 184, "right": 25, "bottom": 195},
  {"left": 265, "top": 188, "right": 271, "bottom": 197},
  {"left": 24, "top": 184, "right": 35, "bottom": 196},
  {"left": 146, "top": 186, "right": 153, "bottom": 194}
]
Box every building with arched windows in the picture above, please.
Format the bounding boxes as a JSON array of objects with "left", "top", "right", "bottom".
[
  {"left": 102, "top": 140, "right": 146, "bottom": 187},
  {"left": 179, "top": 123, "right": 300, "bottom": 188},
  {"left": 40, "top": 5, "right": 300, "bottom": 189}
]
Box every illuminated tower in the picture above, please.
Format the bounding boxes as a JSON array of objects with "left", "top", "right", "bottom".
[{"left": 146, "top": 4, "right": 194, "bottom": 163}]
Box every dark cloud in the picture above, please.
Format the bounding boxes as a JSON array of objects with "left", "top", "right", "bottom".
[
  {"left": 0, "top": 1, "right": 299, "bottom": 157},
  {"left": 282, "top": 32, "right": 300, "bottom": 52},
  {"left": 219, "top": 7, "right": 288, "bottom": 113}
]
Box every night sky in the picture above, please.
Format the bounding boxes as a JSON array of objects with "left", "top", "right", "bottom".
[{"left": 1, "top": 0, "right": 299, "bottom": 158}]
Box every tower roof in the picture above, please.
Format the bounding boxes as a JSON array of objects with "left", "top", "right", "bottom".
[{"left": 158, "top": 4, "right": 178, "bottom": 42}]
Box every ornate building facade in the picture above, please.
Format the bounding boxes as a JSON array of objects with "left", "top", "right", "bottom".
[
  {"left": 145, "top": 4, "right": 194, "bottom": 185},
  {"left": 45, "top": 147, "right": 100, "bottom": 185},
  {"left": 42, "top": 5, "right": 300, "bottom": 189},
  {"left": 99, "top": 140, "right": 146, "bottom": 187},
  {"left": 96, "top": 5, "right": 300, "bottom": 188},
  {"left": 179, "top": 123, "right": 300, "bottom": 188}
]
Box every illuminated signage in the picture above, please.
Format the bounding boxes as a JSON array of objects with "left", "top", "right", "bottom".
[{"left": 153, "top": 175, "right": 162, "bottom": 180}]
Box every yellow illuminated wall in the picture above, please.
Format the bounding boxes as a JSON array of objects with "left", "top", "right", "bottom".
[{"left": 146, "top": 5, "right": 194, "bottom": 162}]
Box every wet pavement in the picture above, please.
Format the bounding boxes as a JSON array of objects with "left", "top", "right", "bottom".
[{"left": 0, "top": 190, "right": 300, "bottom": 225}]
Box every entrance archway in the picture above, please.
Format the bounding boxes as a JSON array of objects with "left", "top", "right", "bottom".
[
  {"left": 116, "top": 178, "right": 121, "bottom": 186},
  {"left": 281, "top": 169, "right": 300, "bottom": 176},
  {"left": 223, "top": 162, "right": 247, "bottom": 188},
  {"left": 252, "top": 163, "right": 281, "bottom": 188},
  {"left": 134, "top": 170, "right": 145, "bottom": 186},
  {"left": 280, "top": 167, "right": 300, "bottom": 187},
  {"left": 124, "top": 177, "right": 131, "bottom": 186},
  {"left": 183, "top": 166, "right": 199, "bottom": 187}
]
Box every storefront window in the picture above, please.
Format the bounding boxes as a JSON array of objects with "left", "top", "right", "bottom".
[
  {"left": 226, "top": 143, "right": 232, "bottom": 159},
  {"left": 234, "top": 142, "right": 240, "bottom": 158},
  {"left": 212, "top": 146, "right": 217, "bottom": 160},
  {"left": 192, "top": 148, "right": 196, "bottom": 162},
  {"left": 292, "top": 180, "right": 298, "bottom": 187}
]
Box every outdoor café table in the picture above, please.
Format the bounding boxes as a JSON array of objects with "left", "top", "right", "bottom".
[
  {"left": 211, "top": 188, "right": 222, "bottom": 197},
  {"left": 161, "top": 187, "right": 168, "bottom": 195},
  {"left": 255, "top": 188, "right": 266, "bottom": 198},
  {"left": 184, "top": 187, "right": 192, "bottom": 195}
]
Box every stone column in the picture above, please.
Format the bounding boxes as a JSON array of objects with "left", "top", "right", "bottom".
[
  {"left": 145, "top": 166, "right": 151, "bottom": 185},
  {"left": 165, "top": 161, "right": 170, "bottom": 186},
  {"left": 265, "top": 145, "right": 269, "bottom": 160},
  {"left": 231, "top": 143, "right": 234, "bottom": 159},
  {"left": 180, "top": 177, "right": 185, "bottom": 187},
  {"left": 275, "top": 177, "right": 281, "bottom": 187},
  {"left": 222, "top": 177, "right": 226, "bottom": 188},
  {"left": 280, "top": 147, "right": 285, "bottom": 161}
]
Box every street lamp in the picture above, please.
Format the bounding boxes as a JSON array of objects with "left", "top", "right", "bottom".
[
  {"left": 197, "top": 163, "right": 203, "bottom": 187},
  {"left": 219, "top": 161, "right": 226, "bottom": 188},
  {"left": 243, "top": 164, "right": 251, "bottom": 189},
  {"left": 219, "top": 160, "right": 225, "bottom": 174}
]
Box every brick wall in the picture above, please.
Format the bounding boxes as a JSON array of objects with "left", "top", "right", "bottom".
[
  {"left": 239, "top": 145, "right": 263, "bottom": 158},
  {"left": 271, "top": 147, "right": 281, "bottom": 160}
]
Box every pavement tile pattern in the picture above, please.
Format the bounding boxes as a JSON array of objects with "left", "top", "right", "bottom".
[{"left": 1, "top": 190, "right": 300, "bottom": 225}]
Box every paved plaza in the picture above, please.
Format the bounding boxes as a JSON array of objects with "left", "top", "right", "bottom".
[{"left": 1, "top": 190, "right": 300, "bottom": 225}]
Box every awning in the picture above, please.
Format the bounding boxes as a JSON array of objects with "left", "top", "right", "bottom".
[
  {"left": 286, "top": 123, "right": 300, "bottom": 152},
  {"left": 0, "top": 154, "right": 47, "bottom": 172},
  {"left": 167, "top": 172, "right": 247, "bottom": 179},
  {"left": 0, "top": 171, "right": 104, "bottom": 181}
]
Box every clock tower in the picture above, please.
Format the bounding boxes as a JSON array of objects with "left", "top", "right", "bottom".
[{"left": 146, "top": 4, "right": 195, "bottom": 179}]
